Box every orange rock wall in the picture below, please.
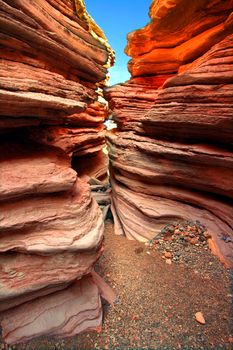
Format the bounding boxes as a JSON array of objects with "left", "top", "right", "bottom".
[{"left": 126, "top": 0, "right": 233, "bottom": 77}]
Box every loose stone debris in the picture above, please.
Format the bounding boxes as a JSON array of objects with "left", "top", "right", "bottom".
[{"left": 146, "top": 220, "right": 213, "bottom": 266}]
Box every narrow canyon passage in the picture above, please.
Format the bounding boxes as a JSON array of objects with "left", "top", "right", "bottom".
[{"left": 0, "top": 0, "right": 233, "bottom": 349}]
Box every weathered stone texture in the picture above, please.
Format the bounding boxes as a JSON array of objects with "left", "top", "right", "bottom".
[
  {"left": 0, "top": 0, "right": 113, "bottom": 343},
  {"left": 105, "top": 1, "right": 233, "bottom": 268}
]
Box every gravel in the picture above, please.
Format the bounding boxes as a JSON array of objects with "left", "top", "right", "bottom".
[
  {"left": 1, "top": 220, "right": 232, "bottom": 350},
  {"left": 146, "top": 220, "right": 225, "bottom": 274}
]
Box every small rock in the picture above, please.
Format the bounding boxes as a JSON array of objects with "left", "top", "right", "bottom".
[
  {"left": 195, "top": 311, "right": 206, "bottom": 324},
  {"left": 164, "top": 251, "right": 173, "bottom": 259},
  {"left": 190, "top": 237, "right": 199, "bottom": 245},
  {"left": 189, "top": 233, "right": 195, "bottom": 238},
  {"left": 131, "top": 314, "right": 139, "bottom": 321},
  {"left": 204, "top": 231, "right": 211, "bottom": 239},
  {"left": 166, "top": 259, "right": 172, "bottom": 265}
]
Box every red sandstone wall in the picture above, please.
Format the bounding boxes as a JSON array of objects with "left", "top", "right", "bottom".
[{"left": 105, "top": 0, "right": 233, "bottom": 268}]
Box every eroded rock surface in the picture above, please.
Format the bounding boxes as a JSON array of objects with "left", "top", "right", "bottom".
[
  {"left": 105, "top": 1, "right": 233, "bottom": 268},
  {"left": 126, "top": 0, "right": 233, "bottom": 77},
  {"left": 0, "top": 0, "right": 113, "bottom": 344},
  {"left": 1, "top": 275, "right": 102, "bottom": 344}
]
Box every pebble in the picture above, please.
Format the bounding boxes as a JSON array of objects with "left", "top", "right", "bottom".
[
  {"left": 190, "top": 237, "right": 199, "bottom": 245},
  {"left": 164, "top": 251, "right": 173, "bottom": 259},
  {"left": 3, "top": 221, "right": 230, "bottom": 350},
  {"left": 166, "top": 259, "right": 172, "bottom": 265},
  {"left": 131, "top": 314, "right": 139, "bottom": 321},
  {"left": 195, "top": 311, "right": 206, "bottom": 324},
  {"left": 204, "top": 232, "right": 211, "bottom": 238}
]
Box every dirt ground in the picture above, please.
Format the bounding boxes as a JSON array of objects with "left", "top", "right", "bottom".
[{"left": 1, "top": 220, "right": 232, "bottom": 350}]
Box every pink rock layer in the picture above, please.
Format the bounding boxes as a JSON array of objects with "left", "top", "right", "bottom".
[
  {"left": 0, "top": 0, "right": 113, "bottom": 342},
  {"left": 0, "top": 139, "right": 77, "bottom": 201},
  {"left": 0, "top": 178, "right": 104, "bottom": 254},
  {"left": 1, "top": 275, "right": 102, "bottom": 344},
  {"left": 0, "top": 247, "right": 103, "bottom": 312}
]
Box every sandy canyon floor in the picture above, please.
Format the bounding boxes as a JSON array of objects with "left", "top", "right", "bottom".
[{"left": 1, "top": 220, "right": 232, "bottom": 350}]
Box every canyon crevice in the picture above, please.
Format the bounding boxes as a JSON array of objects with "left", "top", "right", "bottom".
[{"left": 0, "top": 0, "right": 233, "bottom": 345}]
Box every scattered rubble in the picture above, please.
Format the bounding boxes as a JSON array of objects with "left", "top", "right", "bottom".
[{"left": 147, "top": 220, "right": 213, "bottom": 266}]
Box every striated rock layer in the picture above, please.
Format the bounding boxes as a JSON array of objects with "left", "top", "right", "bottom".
[
  {"left": 126, "top": 0, "right": 233, "bottom": 77},
  {"left": 105, "top": 1, "right": 233, "bottom": 268},
  {"left": 1, "top": 275, "right": 102, "bottom": 344},
  {"left": 0, "top": 0, "right": 114, "bottom": 344}
]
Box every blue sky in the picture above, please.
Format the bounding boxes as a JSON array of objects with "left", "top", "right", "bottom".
[{"left": 85, "top": 0, "right": 151, "bottom": 85}]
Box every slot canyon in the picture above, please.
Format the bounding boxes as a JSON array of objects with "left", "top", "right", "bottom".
[{"left": 0, "top": 0, "right": 232, "bottom": 349}]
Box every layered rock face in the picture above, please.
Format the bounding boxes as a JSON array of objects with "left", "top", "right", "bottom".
[
  {"left": 0, "top": 0, "right": 114, "bottom": 344},
  {"left": 105, "top": 0, "right": 233, "bottom": 268}
]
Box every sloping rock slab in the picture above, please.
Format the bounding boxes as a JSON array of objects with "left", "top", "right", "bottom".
[
  {"left": 1, "top": 275, "right": 102, "bottom": 344},
  {"left": 0, "top": 248, "right": 102, "bottom": 312},
  {"left": 107, "top": 132, "right": 233, "bottom": 199},
  {"left": 111, "top": 179, "right": 233, "bottom": 268},
  {"left": 28, "top": 126, "right": 105, "bottom": 156},
  {"left": 0, "top": 139, "right": 77, "bottom": 201},
  {"left": 0, "top": 179, "right": 104, "bottom": 254},
  {"left": 143, "top": 35, "right": 233, "bottom": 143}
]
